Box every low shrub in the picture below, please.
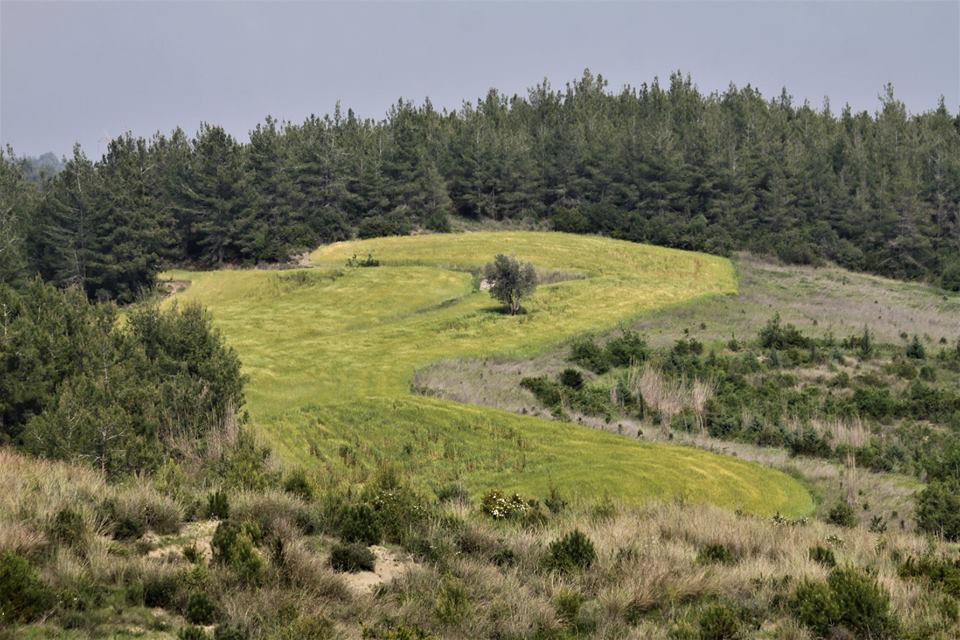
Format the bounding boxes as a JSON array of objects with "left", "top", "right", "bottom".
[
  {"left": 697, "top": 543, "right": 737, "bottom": 565},
  {"left": 0, "top": 551, "right": 55, "bottom": 623},
  {"left": 559, "top": 368, "right": 584, "bottom": 390},
  {"left": 789, "top": 566, "right": 899, "bottom": 638},
  {"left": 826, "top": 499, "right": 857, "bottom": 528},
  {"left": 809, "top": 545, "right": 837, "bottom": 568},
  {"left": 546, "top": 529, "right": 596, "bottom": 573},
  {"left": 211, "top": 521, "right": 264, "bottom": 586},
  {"left": 915, "top": 480, "right": 960, "bottom": 541},
  {"left": 480, "top": 490, "right": 531, "bottom": 520},
  {"left": 179, "top": 627, "right": 208, "bottom": 640},
  {"left": 330, "top": 542, "right": 376, "bottom": 573},
  {"left": 143, "top": 568, "right": 181, "bottom": 609},
  {"left": 338, "top": 503, "right": 382, "bottom": 545},
  {"left": 569, "top": 338, "right": 610, "bottom": 374},
  {"left": 283, "top": 468, "right": 314, "bottom": 501},
  {"left": 48, "top": 507, "right": 86, "bottom": 549},
  {"left": 698, "top": 602, "right": 742, "bottom": 640},
  {"left": 185, "top": 590, "right": 219, "bottom": 625},
  {"left": 519, "top": 376, "right": 562, "bottom": 407},
  {"left": 207, "top": 489, "right": 230, "bottom": 520},
  {"left": 605, "top": 329, "right": 648, "bottom": 367}
]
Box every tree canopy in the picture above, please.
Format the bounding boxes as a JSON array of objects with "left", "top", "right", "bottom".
[{"left": 2, "top": 71, "right": 958, "bottom": 301}]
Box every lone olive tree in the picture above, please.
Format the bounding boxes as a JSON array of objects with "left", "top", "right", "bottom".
[{"left": 484, "top": 254, "right": 537, "bottom": 315}]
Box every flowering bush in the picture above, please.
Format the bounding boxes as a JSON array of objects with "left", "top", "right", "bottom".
[{"left": 480, "top": 490, "right": 530, "bottom": 520}]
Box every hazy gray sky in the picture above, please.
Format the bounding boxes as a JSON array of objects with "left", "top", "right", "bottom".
[{"left": 2, "top": 1, "right": 958, "bottom": 158}]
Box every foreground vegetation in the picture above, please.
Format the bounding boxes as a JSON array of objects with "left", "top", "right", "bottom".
[
  {"left": 164, "top": 232, "right": 810, "bottom": 516},
  {"left": 2, "top": 447, "right": 958, "bottom": 639}
]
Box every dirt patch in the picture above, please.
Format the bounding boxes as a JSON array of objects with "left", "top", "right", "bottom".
[{"left": 339, "top": 545, "right": 417, "bottom": 594}]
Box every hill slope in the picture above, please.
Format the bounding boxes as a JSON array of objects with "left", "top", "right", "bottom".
[{"left": 167, "top": 232, "right": 812, "bottom": 517}]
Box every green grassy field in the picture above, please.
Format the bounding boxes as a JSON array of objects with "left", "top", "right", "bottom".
[{"left": 166, "top": 231, "right": 813, "bottom": 517}]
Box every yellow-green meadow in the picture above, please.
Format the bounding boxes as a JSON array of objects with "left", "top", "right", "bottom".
[{"left": 166, "top": 232, "right": 813, "bottom": 517}]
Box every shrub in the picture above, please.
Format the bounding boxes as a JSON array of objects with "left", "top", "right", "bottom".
[
  {"left": 559, "top": 368, "right": 584, "bottom": 390},
  {"left": 480, "top": 490, "right": 530, "bottom": 520},
  {"left": 143, "top": 569, "right": 181, "bottom": 609},
  {"left": 605, "top": 329, "right": 648, "bottom": 367},
  {"left": 789, "top": 567, "right": 898, "bottom": 638},
  {"left": 207, "top": 490, "right": 230, "bottom": 520},
  {"left": 283, "top": 468, "right": 314, "bottom": 501},
  {"left": 185, "top": 590, "right": 219, "bottom": 625},
  {"left": 544, "top": 486, "right": 568, "bottom": 515},
  {"left": 48, "top": 507, "right": 86, "bottom": 549},
  {"left": 179, "top": 627, "right": 208, "bottom": 640},
  {"left": 520, "top": 376, "right": 562, "bottom": 407},
  {"left": 759, "top": 314, "right": 812, "bottom": 350},
  {"left": 546, "top": 529, "right": 596, "bottom": 573},
  {"left": 697, "top": 543, "right": 737, "bottom": 565},
  {"left": 809, "top": 545, "right": 837, "bottom": 568},
  {"left": 915, "top": 480, "right": 960, "bottom": 541},
  {"left": 698, "top": 602, "right": 742, "bottom": 640},
  {"left": 0, "top": 552, "right": 55, "bottom": 623},
  {"left": 907, "top": 334, "right": 926, "bottom": 359},
  {"left": 330, "top": 543, "right": 376, "bottom": 573},
  {"left": 569, "top": 337, "right": 610, "bottom": 374},
  {"left": 211, "top": 521, "right": 264, "bottom": 585},
  {"left": 338, "top": 503, "right": 382, "bottom": 545},
  {"left": 826, "top": 499, "right": 857, "bottom": 528}
]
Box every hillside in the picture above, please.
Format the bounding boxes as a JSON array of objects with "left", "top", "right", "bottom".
[{"left": 165, "top": 232, "right": 811, "bottom": 517}]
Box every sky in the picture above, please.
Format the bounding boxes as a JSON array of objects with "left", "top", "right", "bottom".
[{"left": 1, "top": 0, "right": 958, "bottom": 159}]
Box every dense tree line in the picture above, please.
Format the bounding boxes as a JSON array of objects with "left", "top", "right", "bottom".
[
  {"left": 2, "top": 71, "right": 959, "bottom": 301},
  {"left": 0, "top": 280, "right": 244, "bottom": 476}
]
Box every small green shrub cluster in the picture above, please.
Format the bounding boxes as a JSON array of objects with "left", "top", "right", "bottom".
[
  {"left": 826, "top": 499, "right": 857, "bottom": 528},
  {"left": 211, "top": 520, "right": 265, "bottom": 585},
  {"left": 569, "top": 330, "right": 647, "bottom": 373},
  {"left": 809, "top": 545, "right": 837, "bottom": 568},
  {"left": 789, "top": 566, "right": 899, "bottom": 638},
  {"left": 545, "top": 529, "right": 596, "bottom": 573},
  {"left": 207, "top": 489, "right": 230, "bottom": 519},
  {"left": 0, "top": 552, "right": 55, "bottom": 624},
  {"left": 697, "top": 543, "right": 737, "bottom": 566},
  {"left": 330, "top": 543, "right": 376, "bottom": 573}
]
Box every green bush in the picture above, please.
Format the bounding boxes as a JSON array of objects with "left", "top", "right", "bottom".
[
  {"left": 179, "top": 627, "right": 208, "bottom": 640},
  {"left": 519, "top": 376, "right": 563, "bottom": 407},
  {"left": 282, "top": 468, "right": 314, "bottom": 501},
  {"left": 338, "top": 503, "right": 382, "bottom": 545},
  {"left": 605, "top": 329, "right": 648, "bottom": 367},
  {"left": 207, "top": 490, "right": 230, "bottom": 520},
  {"left": 569, "top": 337, "right": 610, "bottom": 374},
  {"left": 211, "top": 521, "right": 264, "bottom": 585},
  {"left": 907, "top": 335, "right": 927, "bottom": 360},
  {"left": 697, "top": 543, "right": 737, "bottom": 565},
  {"left": 916, "top": 480, "right": 960, "bottom": 541},
  {"left": 789, "top": 567, "right": 898, "bottom": 638},
  {"left": 185, "top": 590, "right": 219, "bottom": 625},
  {"left": 698, "top": 602, "right": 742, "bottom": 640},
  {"left": 559, "top": 368, "right": 584, "bottom": 390},
  {"left": 330, "top": 543, "right": 376, "bottom": 573},
  {"left": 143, "top": 569, "right": 180, "bottom": 609},
  {"left": 826, "top": 499, "right": 857, "bottom": 528},
  {"left": 809, "top": 545, "right": 837, "bottom": 568},
  {"left": 49, "top": 507, "right": 86, "bottom": 549},
  {"left": 546, "top": 529, "right": 596, "bottom": 573},
  {"left": 0, "top": 552, "right": 55, "bottom": 624}
]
